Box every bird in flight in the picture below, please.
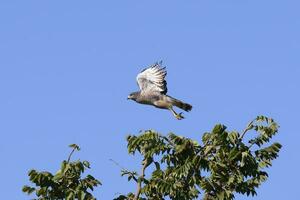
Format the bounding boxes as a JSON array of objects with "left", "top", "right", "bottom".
[{"left": 127, "top": 62, "right": 192, "bottom": 120}]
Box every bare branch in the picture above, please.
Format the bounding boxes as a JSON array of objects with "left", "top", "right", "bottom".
[{"left": 134, "top": 158, "right": 152, "bottom": 200}]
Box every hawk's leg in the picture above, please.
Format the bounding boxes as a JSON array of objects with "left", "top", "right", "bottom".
[{"left": 169, "top": 107, "right": 184, "bottom": 120}]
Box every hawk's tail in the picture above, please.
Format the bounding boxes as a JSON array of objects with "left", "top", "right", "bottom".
[{"left": 169, "top": 96, "right": 192, "bottom": 112}]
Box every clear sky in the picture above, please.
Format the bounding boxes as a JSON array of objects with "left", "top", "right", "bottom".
[{"left": 0, "top": 1, "right": 299, "bottom": 199}]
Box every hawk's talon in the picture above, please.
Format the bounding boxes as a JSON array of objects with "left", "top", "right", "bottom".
[{"left": 176, "top": 112, "right": 184, "bottom": 120}]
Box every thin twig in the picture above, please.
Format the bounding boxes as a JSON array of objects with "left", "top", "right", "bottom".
[
  {"left": 239, "top": 120, "right": 254, "bottom": 140},
  {"left": 109, "top": 159, "right": 126, "bottom": 170},
  {"left": 67, "top": 147, "right": 76, "bottom": 163},
  {"left": 109, "top": 159, "right": 138, "bottom": 182}
]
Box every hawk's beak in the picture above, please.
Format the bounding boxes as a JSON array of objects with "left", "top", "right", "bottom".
[{"left": 127, "top": 96, "right": 130, "bottom": 100}]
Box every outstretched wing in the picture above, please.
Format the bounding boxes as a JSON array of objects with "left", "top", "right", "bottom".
[{"left": 136, "top": 62, "right": 168, "bottom": 94}]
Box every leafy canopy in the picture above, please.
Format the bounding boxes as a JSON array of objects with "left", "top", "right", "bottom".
[
  {"left": 23, "top": 144, "right": 101, "bottom": 200},
  {"left": 22, "top": 116, "right": 281, "bottom": 200},
  {"left": 115, "top": 116, "right": 281, "bottom": 200}
]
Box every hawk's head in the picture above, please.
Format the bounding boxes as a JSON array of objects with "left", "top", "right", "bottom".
[{"left": 127, "top": 92, "right": 139, "bottom": 101}]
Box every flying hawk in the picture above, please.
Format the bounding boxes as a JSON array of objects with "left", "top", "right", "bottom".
[{"left": 127, "top": 62, "right": 192, "bottom": 120}]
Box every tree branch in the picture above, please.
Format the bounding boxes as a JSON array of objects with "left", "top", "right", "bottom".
[
  {"left": 134, "top": 158, "right": 152, "bottom": 200},
  {"left": 239, "top": 120, "right": 254, "bottom": 140},
  {"left": 109, "top": 159, "right": 138, "bottom": 183},
  {"left": 67, "top": 147, "right": 76, "bottom": 163}
]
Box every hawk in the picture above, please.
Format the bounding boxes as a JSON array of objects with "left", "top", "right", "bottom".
[{"left": 127, "top": 62, "right": 192, "bottom": 120}]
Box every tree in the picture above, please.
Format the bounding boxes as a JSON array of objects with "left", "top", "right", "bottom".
[
  {"left": 23, "top": 116, "right": 281, "bottom": 200},
  {"left": 22, "top": 144, "right": 101, "bottom": 200},
  {"left": 115, "top": 116, "right": 281, "bottom": 200}
]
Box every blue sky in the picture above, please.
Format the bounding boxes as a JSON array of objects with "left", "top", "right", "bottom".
[{"left": 0, "top": 0, "right": 299, "bottom": 199}]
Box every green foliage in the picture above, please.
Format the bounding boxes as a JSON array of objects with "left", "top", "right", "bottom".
[
  {"left": 22, "top": 144, "right": 101, "bottom": 200},
  {"left": 23, "top": 116, "right": 281, "bottom": 200},
  {"left": 115, "top": 116, "right": 281, "bottom": 200}
]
